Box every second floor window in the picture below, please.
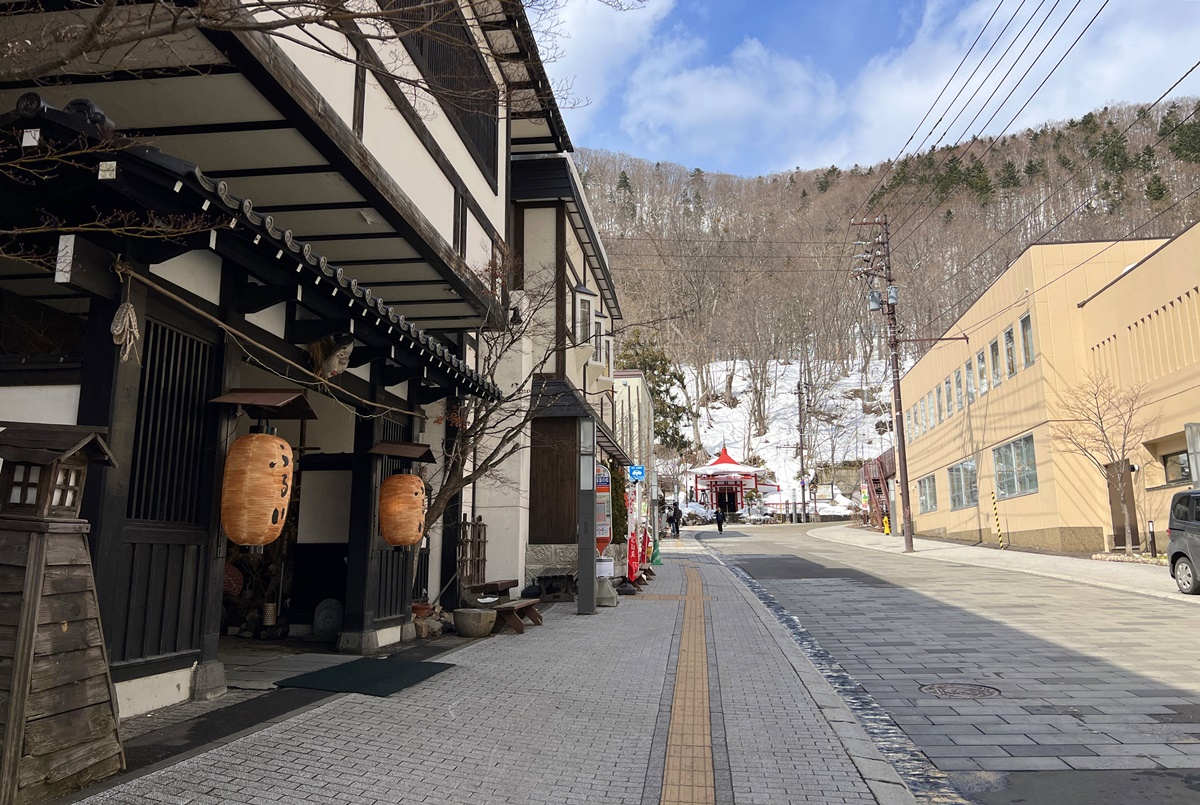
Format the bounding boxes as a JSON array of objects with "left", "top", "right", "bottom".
[
  {"left": 395, "top": 0, "right": 499, "bottom": 182},
  {"left": 1020, "top": 313, "right": 1035, "bottom": 367},
  {"left": 576, "top": 298, "right": 591, "bottom": 345},
  {"left": 990, "top": 339, "right": 1003, "bottom": 387},
  {"left": 1004, "top": 326, "right": 1017, "bottom": 377}
]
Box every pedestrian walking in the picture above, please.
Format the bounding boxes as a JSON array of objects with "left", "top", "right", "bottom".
[
  {"left": 670, "top": 504, "right": 681, "bottom": 538},
  {"left": 715, "top": 508, "right": 725, "bottom": 533}
]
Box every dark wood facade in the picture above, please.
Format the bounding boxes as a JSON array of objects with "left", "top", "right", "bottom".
[
  {"left": 0, "top": 100, "right": 499, "bottom": 696},
  {"left": 528, "top": 418, "right": 580, "bottom": 545}
]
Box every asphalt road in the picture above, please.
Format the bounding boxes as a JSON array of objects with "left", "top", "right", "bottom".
[{"left": 698, "top": 524, "right": 1200, "bottom": 805}]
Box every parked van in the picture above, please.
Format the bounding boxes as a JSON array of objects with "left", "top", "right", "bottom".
[{"left": 1168, "top": 489, "right": 1200, "bottom": 594}]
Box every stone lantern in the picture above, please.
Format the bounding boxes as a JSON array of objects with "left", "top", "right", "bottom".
[{"left": 0, "top": 422, "right": 124, "bottom": 804}]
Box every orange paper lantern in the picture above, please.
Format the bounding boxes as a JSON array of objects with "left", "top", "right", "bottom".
[
  {"left": 221, "top": 432, "right": 293, "bottom": 546},
  {"left": 380, "top": 474, "right": 425, "bottom": 547}
]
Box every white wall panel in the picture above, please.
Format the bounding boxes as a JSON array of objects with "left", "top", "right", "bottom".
[
  {"left": 150, "top": 250, "right": 221, "bottom": 305},
  {"left": 362, "top": 78, "right": 456, "bottom": 245},
  {"left": 0, "top": 385, "right": 79, "bottom": 425}
]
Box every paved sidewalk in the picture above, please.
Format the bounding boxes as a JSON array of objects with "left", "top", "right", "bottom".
[
  {"left": 73, "top": 536, "right": 916, "bottom": 805},
  {"left": 802, "top": 525, "right": 1189, "bottom": 605}
]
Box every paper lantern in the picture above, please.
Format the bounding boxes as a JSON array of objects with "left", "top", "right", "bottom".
[
  {"left": 380, "top": 474, "right": 425, "bottom": 547},
  {"left": 221, "top": 431, "right": 293, "bottom": 546}
]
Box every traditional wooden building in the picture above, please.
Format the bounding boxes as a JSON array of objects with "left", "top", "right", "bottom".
[{"left": 0, "top": 0, "right": 554, "bottom": 715}]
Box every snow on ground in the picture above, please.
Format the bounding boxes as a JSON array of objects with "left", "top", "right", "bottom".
[{"left": 685, "top": 359, "right": 897, "bottom": 506}]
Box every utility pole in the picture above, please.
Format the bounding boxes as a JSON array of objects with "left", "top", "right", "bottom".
[
  {"left": 796, "top": 380, "right": 807, "bottom": 523},
  {"left": 851, "top": 215, "right": 914, "bottom": 551}
]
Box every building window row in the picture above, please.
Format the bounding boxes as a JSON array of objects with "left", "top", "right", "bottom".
[
  {"left": 914, "top": 435, "right": 1039, "bottom": 517},
  {"left": 907, "top": 312, "right": 1035, "bottom": 443}
]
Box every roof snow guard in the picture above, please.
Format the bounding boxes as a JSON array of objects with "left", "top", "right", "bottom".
[{"left": 4, "top": 94, "right": 501, "bottom": 402}]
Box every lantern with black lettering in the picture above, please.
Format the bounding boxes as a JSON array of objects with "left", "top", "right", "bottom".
[
  {"left": 221, "top": 428, "right": 293, "bottom": 546},
  {"left": 379, "top": 473, "right": 425, "bottom": 547}
]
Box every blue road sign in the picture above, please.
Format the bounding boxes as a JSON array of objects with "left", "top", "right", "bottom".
[{"left": 628, "top": 465, "right": 645, "bottom": 481}]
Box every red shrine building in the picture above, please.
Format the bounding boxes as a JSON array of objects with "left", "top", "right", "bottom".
[{"left": 688, "top": 447, "right": 779, "bottom": 513}]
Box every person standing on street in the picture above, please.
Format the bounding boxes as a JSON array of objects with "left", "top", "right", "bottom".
[
  {"left": 714, "top": 507, "right": 726, "bottom": 533},
  {"left": 670, "top": 504, "right": 681, "bottom": 538}
]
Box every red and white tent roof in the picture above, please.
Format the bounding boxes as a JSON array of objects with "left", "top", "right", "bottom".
[{"left": 689, "top": 447, "right": 768, "bottom": 477}]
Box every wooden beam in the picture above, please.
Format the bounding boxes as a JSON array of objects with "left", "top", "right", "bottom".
[
  {"left": 287, "top": 317, "right": 350, "bottom": 345},
  {"left": 347, "top": 346, "right": 387, "bottom": 369},
  {"left": 235, "top": 283, "right": 293, "bottom": 314}
]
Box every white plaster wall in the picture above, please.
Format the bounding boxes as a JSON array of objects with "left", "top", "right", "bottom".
[
  {"left": 115, "top": 666, "right": 192, "bottom": 719},
  {"left": 273, "top": 26, "right": 357, "bottom": 128},
  {"left": 472, "top": 331, "right": 533, "bottom": 586},
  {"left": 364, "top": 36, "right": 506, "bottom": 237},
  {"left": 418, "top": 410, "right": 444, "bottom": 602},
  {"left": 150, "top": 249, "right": 222, "bottom": 305},
  {"left": 0, "top": 385, "right": 80, "bottom": 425},
  {"left": 297, "top": 471, "right": 353, "bottom": 544},
  {"left": 465, "top": 210, "right": 491, "bottom": 275},
  {"left": 244, "top": 302, "right": 288, "bottom": 339},
  {"left": 362, "top": 78, "right": 456, "bottom": 241},
  {"left": 523, "top": 207, "right": 558, "bottom": 375}
]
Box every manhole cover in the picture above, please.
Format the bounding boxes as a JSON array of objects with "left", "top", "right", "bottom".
[{"left": 919, "top": 683, "right": 1001, "bottom": 699}]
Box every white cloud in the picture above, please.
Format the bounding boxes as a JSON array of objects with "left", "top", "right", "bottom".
[
  {"left": 546, "top": 0, "right": 1200, "bottom": 175},
  {"left": 549, "top": 0, "right": 676, "bottom": 139},
  {"left": 806, "top": 0, "right": 1200, "bottom": 171},
  {"left": 618, "top": 36, "right": 839, "bottom": 171}
]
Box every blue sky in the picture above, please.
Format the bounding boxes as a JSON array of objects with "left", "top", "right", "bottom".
[{"left": 544, "top": 0, "right": 1200, "bottom": 176}]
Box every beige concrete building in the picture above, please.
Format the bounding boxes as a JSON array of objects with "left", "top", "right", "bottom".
[{"left": 900, "top": 222, "right": 1200, "bottom": 552}]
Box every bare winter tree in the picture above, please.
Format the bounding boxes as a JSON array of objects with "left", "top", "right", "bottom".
[
  {"left": 0, "top": 0, "right": 641, "bottom": 98},
  {"left": 418, "top": 256, "right": 616, "bottom": 528},
  {"left": 1051, "top": 372, "right": 1159, "bottom": 556}
]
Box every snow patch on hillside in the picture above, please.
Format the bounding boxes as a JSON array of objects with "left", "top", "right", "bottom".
[{"left": 686, "top": 359, "right": 897, "bottom": 504}]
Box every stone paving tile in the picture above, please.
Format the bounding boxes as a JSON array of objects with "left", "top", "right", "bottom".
[
  {"left": 76, "top": 538, "right": 906, "bottom": 805},
  {"left": 731, "top": 532, "right": 1200, "bottom": 775}
]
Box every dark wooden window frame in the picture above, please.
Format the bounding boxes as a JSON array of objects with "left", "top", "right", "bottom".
[{"left": 387, "top": 0, "right": 500, "bottom": 185}]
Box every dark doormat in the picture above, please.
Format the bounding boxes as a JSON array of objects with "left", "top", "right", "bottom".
[{"left": 275, "top": 654, "right": 455, "bottom": 697}]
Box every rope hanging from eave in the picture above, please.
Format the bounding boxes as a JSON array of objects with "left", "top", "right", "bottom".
[{"left": 110, "top": 262, "right": 141, "bottom": 364}]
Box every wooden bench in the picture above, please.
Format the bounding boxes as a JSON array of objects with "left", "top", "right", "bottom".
[
  {"left": 491, "top": 598, "right": 543, "bottom": 634},
  {"left": 466, "top": 578, "right": 518, "bottom": 596}
]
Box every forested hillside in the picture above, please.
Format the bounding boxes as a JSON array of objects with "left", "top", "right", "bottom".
[{"left": 586, "top": 99, "right": 1200, "bottom": 466}]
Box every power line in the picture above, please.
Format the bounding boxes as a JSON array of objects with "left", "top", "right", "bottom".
[
  {"left": 890, "top": 0, "right": 1099, "bottom": 236},
  {"left": 880, "top": 0, "right": 1051, "bottom": 224},
  {"left": 607, "top": 236, "right": 837, "bottom": 245},
  {"left": 850, "top": 0, "right": 1010, "bottom": 223},
  {"left": 892, "top": 0, "right": 1111, "bottom": 246},
  {"left": 951, "top": 180, "right": 1200, "bottom": 342},
  {"left": 607, "top": 253, "right": 846, "bottom": 260},
  {"left": 912, "top": 60, "right": 1200, "bottom": 333}
]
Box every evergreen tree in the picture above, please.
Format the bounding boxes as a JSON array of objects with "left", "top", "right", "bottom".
[
  {"left": 997, "top": 160, "right": 1021, "bottom": 189},
  {"left": 616, "top": 330, "right": 691, "bottom": 451},
  {"left": 1145, "top": 173, "right": 1170, "bottom": 201}
]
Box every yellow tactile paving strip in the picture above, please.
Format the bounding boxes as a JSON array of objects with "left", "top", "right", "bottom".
[{"left": 661, "top": 564, "right": 716, "bottom": 805}]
